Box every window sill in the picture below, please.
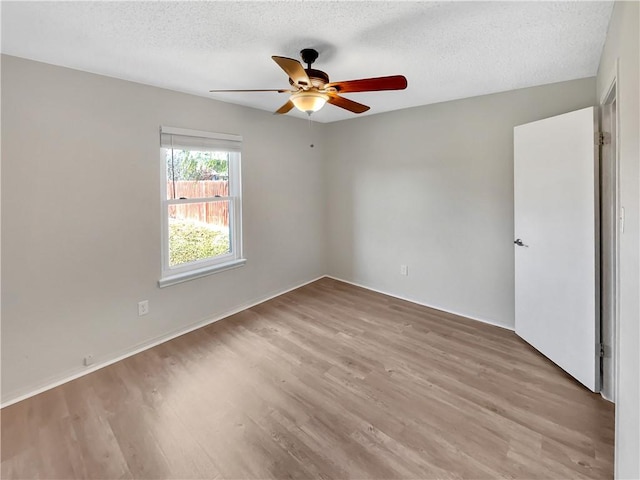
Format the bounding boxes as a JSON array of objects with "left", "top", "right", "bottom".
[{"left": 158, "top": 258, "right": 246, "bottom": 288}]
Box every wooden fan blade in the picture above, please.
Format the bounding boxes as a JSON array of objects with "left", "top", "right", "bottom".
[
  {"left": 327, "top": 94, "right": 370, "bottom": 114},
  {"left": 326, "top": 75, "right": 407, "bottom": 93},
  {"left": 272, "top": 56, "right": 311, "bottom": 87},
  {"left": 274, "top": 99, "right": 294, "bottom": 115},
  {"left": 209, "top": 89, "right": 289, "bottom": 93}
]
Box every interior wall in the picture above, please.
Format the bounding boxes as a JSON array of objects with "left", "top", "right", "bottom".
[
  {"left": 597, "top": 2, "right": 640, "bottom": 478},
  {"left": 324, "top": 78, "right": 596, "bottom": 328},
  {"left": 1, "top": 55, "right": 327, "bottom": 404}
]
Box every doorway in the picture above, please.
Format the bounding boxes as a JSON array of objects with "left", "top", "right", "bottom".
[{"left": 599, "top": 80, "right": 618, "bottom": 402}]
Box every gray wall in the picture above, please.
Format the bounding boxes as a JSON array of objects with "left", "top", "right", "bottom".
[
  {"left": 1, "top": 55, "right": 327, "bottom": 403},
  {"left": 325, "top": 78, "right": 596, "bottom": 328},
  {"left": 597, "top": 2, "right": 640, "bottom": 478}
]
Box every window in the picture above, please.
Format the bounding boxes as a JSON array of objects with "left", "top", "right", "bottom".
[{"left": 159, "top": 126, "right": 245, "bottom": 287}]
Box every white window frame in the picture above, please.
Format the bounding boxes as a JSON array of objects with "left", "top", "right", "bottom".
[{"left": 158, "top": 126, "right": 245, "bottom": 288}]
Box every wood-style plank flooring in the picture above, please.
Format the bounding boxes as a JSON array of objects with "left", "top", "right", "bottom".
[{"left": 1, "top": 278, "right": 614, "bottom": 479}]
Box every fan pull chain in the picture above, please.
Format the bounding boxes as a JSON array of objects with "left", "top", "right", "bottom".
[{"left": 307, "top": 112, "right": 314, "bottom": 148}]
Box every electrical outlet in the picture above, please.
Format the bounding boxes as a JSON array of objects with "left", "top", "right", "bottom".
[
  {"left": 400, "top": 265, "right": 408, "bottom": 276},
  {"left": 83, "top": 355, "right": 94, "bottom": 366},
  {"left": 138, "top": 300, "right": 149, "bottom": 316}
]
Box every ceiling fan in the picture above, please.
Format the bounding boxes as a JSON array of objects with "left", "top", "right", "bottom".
[{"left": 209, "top": 48, "right": 408, "bottom": 116}]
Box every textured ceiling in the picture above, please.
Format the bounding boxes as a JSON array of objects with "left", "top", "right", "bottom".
[{"left": 1, "top": 1, "right": 613, "bottom": 123}]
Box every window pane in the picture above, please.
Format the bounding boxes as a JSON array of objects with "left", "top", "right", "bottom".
[
  {"left": 166, "top": 149, "right": 229, "bottom": 200},
  {"left": 168, "top": 201, "right": 231, "bottom": 267}
]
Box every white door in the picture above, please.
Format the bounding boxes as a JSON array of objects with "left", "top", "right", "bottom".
[{"left": 514, "top": 107, "right": 599, "bottom": 392}]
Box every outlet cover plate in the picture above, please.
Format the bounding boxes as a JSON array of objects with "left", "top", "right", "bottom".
[{"left": 138, "top": 300, "right": 149, "bottom": 316}]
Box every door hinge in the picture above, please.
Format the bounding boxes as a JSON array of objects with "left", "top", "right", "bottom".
[
  {"left": 595, "top": 132, "right": 611, "bottom": 146},
  {"left": 598, "top": 343, "right": 606, "bottom": 358}
]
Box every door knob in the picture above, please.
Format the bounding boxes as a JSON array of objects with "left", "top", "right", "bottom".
[{"left": 514, "top": 238, "right": 529, "bottom": 247}]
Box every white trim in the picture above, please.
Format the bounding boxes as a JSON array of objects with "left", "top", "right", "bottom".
[
  {"left": 160, "top": 126, "right": 242, "bottom": 143},
  {"left": 599, "top": 61, "right": 618, "bottom": 106},
  {"left": 603, "top": 59, "right": 622, "bottom": 480},
  {"left": 158, "top": 258, "right": 246, "bottom": 288},
  {"left": 598, "top": 67, "right": 620, "bottom": 407},
  {"left": 611, "top": 63, "right": 620, "bottom": 407},
  {"left": 1, "top": 274, "right": 515, "bottom": 408},
  {"left": 0, "top": 275, "right": 325, "bottom": 409},
  {"left": 325, "top": 275, "right": 515, "bottom": 332}
]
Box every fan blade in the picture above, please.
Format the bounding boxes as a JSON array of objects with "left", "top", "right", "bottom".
[
  {"left": 274, "top": 100, "right": 294, "bottom": 115},
  {"left": 326, "top": 75, "right": 407, "bottom": 93},
  {"left": 327, "top": 94, "right": 370, "bottom": 114},
  {"left": 272, "top": 56, "right": 311, "bottom": 87},
  {"left": 209, "top": 89, "right": 290, "bottom": 93}
]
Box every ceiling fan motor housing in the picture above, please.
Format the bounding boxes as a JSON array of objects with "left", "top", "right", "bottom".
[
  {"left": 288, "top": 68, "right": 329, "bottom": 89},
  {"left": 307, "top": 69, "right": 329, "bottom": 88}
]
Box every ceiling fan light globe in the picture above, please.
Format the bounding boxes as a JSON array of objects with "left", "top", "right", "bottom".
[{"left": 291, "top": 91, "right": 329, "bottom": 113}]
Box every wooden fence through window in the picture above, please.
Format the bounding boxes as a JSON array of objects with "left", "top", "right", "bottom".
[{"left": 168, "top": 181, "right": 229, "bottom": 227}]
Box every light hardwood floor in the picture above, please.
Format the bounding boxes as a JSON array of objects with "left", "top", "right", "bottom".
[{"left": 1, "top": 278, "right": 614, "bottom": 479}]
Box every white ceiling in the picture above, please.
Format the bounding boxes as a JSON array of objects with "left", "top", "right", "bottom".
[{"left": 1, "top": 1, "right": 613, "bottom": 123}]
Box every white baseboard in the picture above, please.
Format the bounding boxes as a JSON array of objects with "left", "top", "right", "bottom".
[
  {"left": 1, "top": 275, "right": 325, "bottom": 409},
  {"left": 325, "top": 275, "right": 515, "bottom": 332},
  {"left": 2, "top": 273, "right": 513, "bottom": 408}
]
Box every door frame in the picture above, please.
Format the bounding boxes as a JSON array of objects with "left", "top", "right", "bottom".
[{"left": 599, "top": 68, "right": 620, "bottom": 404}]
